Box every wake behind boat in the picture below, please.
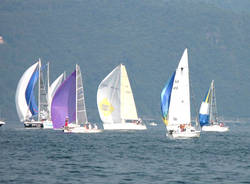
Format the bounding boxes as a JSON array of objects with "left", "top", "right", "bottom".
[
  {"left": 161, "top": 48, "right": 200, "bottom": 139},
  {"left": 51, "top": 64, "right": 101, "bottom": 133},
  {"left": 97, "top": 64, "right": 147, "bottom": 130},
  {"left": 199, "top": 80, "right": 229, "bottom": 132}
]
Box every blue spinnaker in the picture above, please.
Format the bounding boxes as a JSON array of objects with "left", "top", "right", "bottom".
[
  {"left": 25, "top": 66, "right": 39, "bottom": 115},
  {"left": 199, "top": 87, "right": 211, "bottom": 127},
  {"left": 161, "top": 72, "right": 175, "bottom": 125}
]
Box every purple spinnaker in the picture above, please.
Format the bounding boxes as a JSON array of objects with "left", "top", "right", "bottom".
[{"left": 51, "top": 70, "right": 76, "bottom": 129}]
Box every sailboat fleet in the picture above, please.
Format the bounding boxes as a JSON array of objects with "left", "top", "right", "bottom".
[{"left": 13, "top": 49, "right": 229, "bottom": 138}]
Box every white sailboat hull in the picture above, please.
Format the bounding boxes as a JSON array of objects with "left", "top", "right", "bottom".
[
  {"left": 24, "top": 121, "right": 43, "bottom": 128},
  {"left": 170, "top": 131, "right": 200, "bottom": 139},
  {"left": 64, "top": 127, "right": 102, "bottom": 133},
  {"left": 167, "top": 126, "right": 200, "bottom": 139},
  {"left": 202, "top": 124, "right": 229, "bottom": 132},
  {"left": 43, "top": 120, "right": 53, "bottom": 129},
  {"left": 0, "top": 121, "right": 5, "bottom": 127},
  {"left": 103, "top": 123, "right": 147, "bottom": 130},
  {"left": 149, "top": 122, "right": 157, "bottom": 126}
]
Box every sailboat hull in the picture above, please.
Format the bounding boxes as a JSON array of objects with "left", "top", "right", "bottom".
[
  {"left": 24, "top": 121, "right": 43, "bottom": 128},
  {"left": 64, "top": 127, "right": 102, "bottom": 133},
  {"left": 167, "top": 126, "right": 200, "bottom": 139},
  {"left": 103, "top": 123, "right": 147, "bottom": 130},
  {"left": 43, "top": 120, "right": 53, "bottom": 129},
  {"left": 0, "top": 121, "right": 5, "bottom": 127},
  {"left": 169, "top": 131, "right": 200, "bottom": 139},
  {"left": 202, "top": 124, "right": 229, "bottom": 132}
]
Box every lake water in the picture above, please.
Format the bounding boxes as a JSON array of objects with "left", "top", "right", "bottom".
[{"left": 0, "top": 121, "right": 250, "bottom": 184}]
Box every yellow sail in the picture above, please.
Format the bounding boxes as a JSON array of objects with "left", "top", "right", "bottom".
[{"left": 120, "top": 64, "right": 138, "bottom": 120}]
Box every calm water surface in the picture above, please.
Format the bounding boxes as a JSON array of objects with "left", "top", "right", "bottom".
[{"left": 0, "top": 122, "right": 250, "bottom": 184}]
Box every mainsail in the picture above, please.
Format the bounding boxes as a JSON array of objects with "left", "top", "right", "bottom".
[
  {"left": 76, "top": 64, "right": 88, "bottom": 125},
  {"left": 161, "top": 49, "right": 191, "bottom": 127},
  {"left": 51, "top": 71, "right": 76, "bottom": 129},
  {"left": 38, "top": 62, "right": 50, "bottom": 121},
  {"left": 120, "top": 65, "right": 138, "bottom": 121},
  {"left": 16, "top": 62, "right": 39, "bottom": 122},
  {"left": 209, "top": 80, "right": 218, "bottom": 123},
  {"left": 97, "top": 64, "right": 138, "bottom": 124}
]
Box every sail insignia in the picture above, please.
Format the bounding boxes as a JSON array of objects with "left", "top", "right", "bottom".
[{"left": 99, "top": 98, "right": 114, "bottom": 117}]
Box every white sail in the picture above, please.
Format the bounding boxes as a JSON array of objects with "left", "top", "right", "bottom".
[
  {"left": 48, "top": 73, "right": 64, "bottom": 115},
  {"left": 15, "top": 62, "right": 39, "bottom": 122},
  {"left": 168, "top": 48, "right": 191, "bottom": 126},
  {"left": 97, "top": 65, "right": 121, "bottom": 124},
  {"left": 120, "top": 64, "right": 138, "bottom": 120},
  {"left": 76, "top": 64, "right": 88, "bottom": 125},
  {"left": 199, "top": 102, "right": 209, "bottom": 115}
]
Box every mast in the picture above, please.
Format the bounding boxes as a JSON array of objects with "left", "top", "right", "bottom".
[
  {"left": 120, "top": 64, "right": 123, "bottom": 123},
  {"left": 38, "top": 58, "right": 41, "bottom": 121},
  {"left": 75, "top": 64, "right": 78, "bottom": 124},
  {"left": 212, "top": 80, "right": 218, "bottom": 122},
  {"left": 47, "top": 62, "right": 50, "bottom": 120},
  {"left": 64, "top": 71, "right": 66, "bottom": 80}
]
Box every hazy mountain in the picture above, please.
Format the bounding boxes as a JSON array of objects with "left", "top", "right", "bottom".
[{"left": 0, "top": 0, "right": 249, "bottom": 122}]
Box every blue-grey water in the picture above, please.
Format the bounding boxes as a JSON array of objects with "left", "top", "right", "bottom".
[{"left": 1, "top": 122, "right": 250, "bottom": 184}]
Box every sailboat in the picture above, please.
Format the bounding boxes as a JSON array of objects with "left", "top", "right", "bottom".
[
  {"left": 43, "top": 72, "right": 65, "bottom": 129},
  {"left": 51, "top": 64, "right": 101, "bottom": 133},
  {"left": 161, "top": 49, "right": 200, "bottom": 139},
  {"left": 97, "top": 64, "right": 147, "bottom": 130},
  {"left": 0, "top": 120, "right": 5, "bottom": 127},
  {"left": 15, "top": 59, "right": 51, "bottom": 128},
  {"left": 0, "top": 111, "right": 5, "bottom": 127},
  {"left": 199, "top": 80, "right": 229, "bottom": 132}
]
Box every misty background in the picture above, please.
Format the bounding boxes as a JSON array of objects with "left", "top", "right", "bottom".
[{"left": 0, "top": 0, "right": 249, "bottom": 124}]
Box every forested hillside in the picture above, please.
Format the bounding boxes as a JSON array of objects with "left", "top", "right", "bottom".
[{"left": 0, "top": 0, "right": 249, "bottom": 122}]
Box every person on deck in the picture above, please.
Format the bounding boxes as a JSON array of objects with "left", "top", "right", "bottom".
[{"left": 64, "top": 116, "right": 69, "bottom": 131}]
